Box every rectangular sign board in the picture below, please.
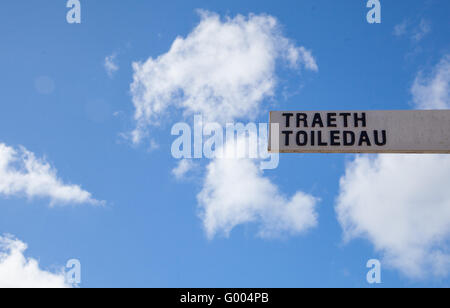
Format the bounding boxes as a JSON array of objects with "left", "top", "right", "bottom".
[{"left": 269, "top": 110, "right": 450, "bottom": 154}]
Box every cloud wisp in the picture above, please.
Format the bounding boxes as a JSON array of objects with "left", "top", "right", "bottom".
[
  {"left": 105, "top": 53, "right": 119, "bottom": 78},
  {"left": 393, "top": 19, "right": 431, "bottom": 43},
  {"left": 172, "top": 159, "right": 196, "bottom": 180}
]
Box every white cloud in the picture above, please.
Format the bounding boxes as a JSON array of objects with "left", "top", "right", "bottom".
[
  {"left": 0, "top": 143, "right": 102, "bottom": 206},
  {"left": 337, "top": 154, "right": 450, "bottom": 278},
  {"left": 336, "top": 55, "right": 450, "bottom": 279},
  {"left": 0, "top": 234, "right": 69, "bottom": 288},
  {"left": 412, "top": 55, "right": 450, "bottom": 109},
  {"left": 198, "top": 134, "right": 319, "bottom": 239},
  {"left": 130, "top": 11, "right": 317, "bottom": 143},
  {"left": 104, "top": 53, "right": 119, "bottom": 78},
  {"left": 129, "top": 10, "right": 319, "bottom": 240},
  {"left": 172, "top": 159, "right": 196, "bottom": 180}
]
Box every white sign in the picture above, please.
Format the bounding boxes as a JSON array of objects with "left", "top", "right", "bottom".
[{"left": 269, "top": 110, "right": 450, "bottom": 154}]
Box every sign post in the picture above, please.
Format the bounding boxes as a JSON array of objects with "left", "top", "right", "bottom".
[{"left": 269, "top": 110, "right": 450, "bottom": 154}]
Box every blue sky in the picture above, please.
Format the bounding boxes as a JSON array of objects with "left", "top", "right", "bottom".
[{"left": 0, "top": 0, "right": 449, "bottom": 288}]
